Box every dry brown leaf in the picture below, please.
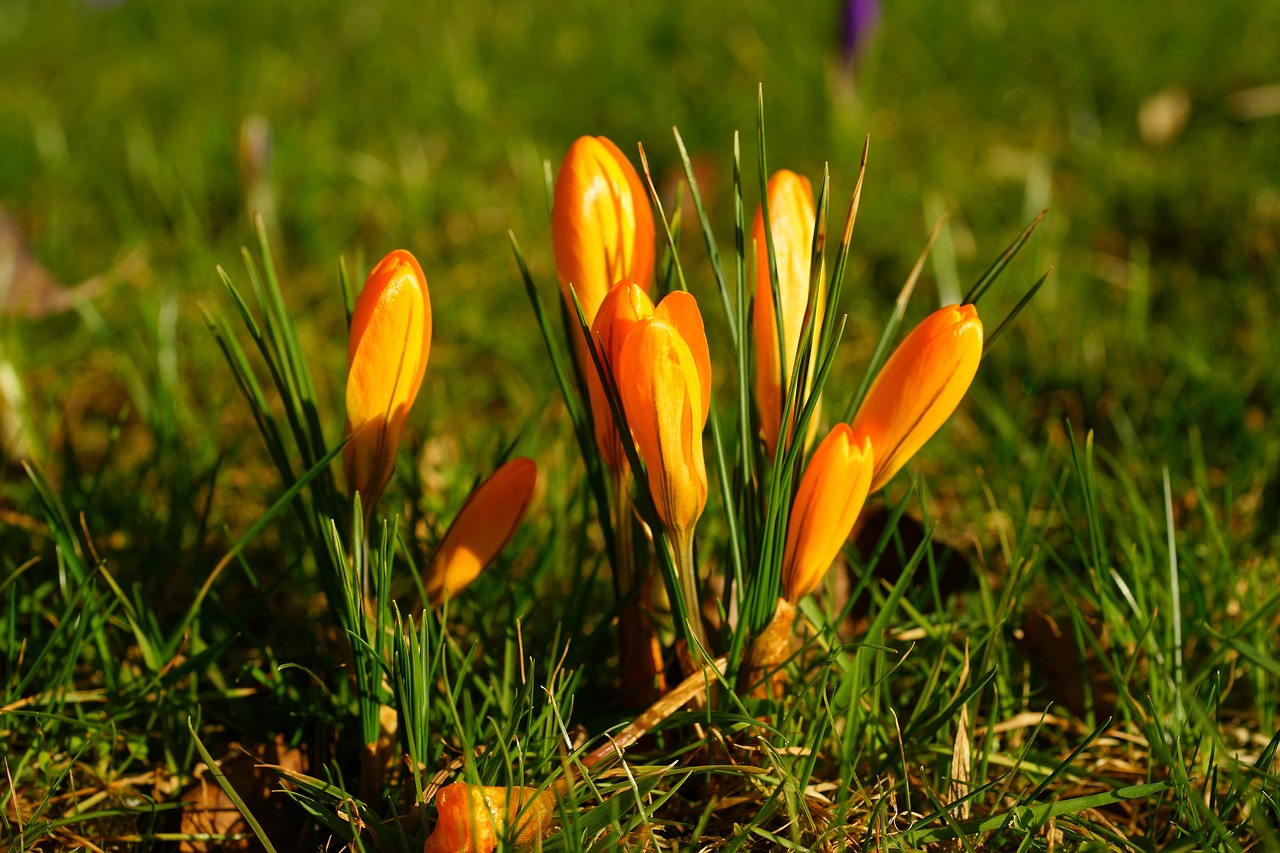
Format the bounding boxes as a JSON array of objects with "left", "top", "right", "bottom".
[
  {"left": 1022, "top": 606, "right": 1129, "bottom": 719},
  {"left": 838, "top": 505, "right": 976, "bottom": 633},
  {"left": 177, "top": 735, "right": 306, "bottom": 852},
  {"left": 948, "top": 704, "right": 972, "bottom": 821}
]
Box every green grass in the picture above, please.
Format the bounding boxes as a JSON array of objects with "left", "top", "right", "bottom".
[{"left": 3, "top": 0, "right": 1280, "bottom": 849}]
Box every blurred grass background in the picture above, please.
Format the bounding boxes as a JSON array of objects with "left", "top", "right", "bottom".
[{"left": 3, "top": 0, "right": 1277, "bottom": 492}]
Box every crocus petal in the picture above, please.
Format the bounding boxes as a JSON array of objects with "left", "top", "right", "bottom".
[
  {"left": 588, "top": 280, "right": 656, "bottom": 473},
  {"left": 595, "top": 137, "right": 655, "bottom": 293},
  {"left": 344, "top": 250, "right": 431, "bottom": 513},
  {"left": 781, "top": 426, "right": 873, "bottom": 602},
  {"left": 616, "top": 316, "right": 708, "bottom": 540},
  {"left": 851, "top": 303, "right": 983, "bottom": 492},
  {"left": 753, "top": 170, "right": 824, "bottom": 458},
  {"left": 654, "top": 291, "right": 711, "bottom": 429},
  {"left": 423, "top": 458, "right": 537, "bottom": 606},
  {"left": 424, "top": 783, "right": 555, "bottom": 853},
  {"left": 552, "top": 136, "right": 654, "bottom": 326}
]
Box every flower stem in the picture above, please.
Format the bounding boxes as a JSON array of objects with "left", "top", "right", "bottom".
[
  {"left": 675, "top": 531, "right": 710, "bottom": 672},
  {"left": 614, "top": 473, "right": 665, "bottom": 703},
  {"left": 612, "top": 471, "right": 635, "bottom": 592}
]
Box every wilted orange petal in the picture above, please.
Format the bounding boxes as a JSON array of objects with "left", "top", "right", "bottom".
[
  {"left": 423, "top": 458, "right": 537, "bottom": 606},
  {"left": 423, "top": 783, "right": 555, "bottom": 853},
  {"left": 782, "top": 426, "right": 873, "bottom": 602},
  {"left": 616, "top": 317, "right": 708, "bottom": 540},
  {"left": 851, "top": 303, "right": 983, "bottom": 492},
  {"left": 753, "top": 170, "right": 823, "bottom": 458},
  {"left": 344, "top": 250, "right": 432, "bottom": 512}
]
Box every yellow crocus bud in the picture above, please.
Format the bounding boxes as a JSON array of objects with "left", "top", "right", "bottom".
[
  {"left": 344, "top": 249, "right": 431, "bottom": 516},
  {"left": 423, "top": 457, "right": 537, "bottom": 606},
  {"left": 552, "top": 136, "right": 655, "bottom": 377},
  {"left": 753, "top": 169, "right": 824, "bottom": 458},
  {"left": 424, "top": 782, "right": 555, "bottom": 853},
  {"left": 851, "top": 303, "right": 983, "bottom": 492},
  {"left": 615, "top": 292, "right": 711, "bottom": 544},
  {"left": 588, "top": 280, "right": 656, "bottom": 473},
  {"left": 781, "top": 425, "right": 873, "bottom": 602}
]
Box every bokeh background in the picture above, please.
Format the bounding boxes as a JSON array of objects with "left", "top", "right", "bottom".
[{"left": 2, "top": 0, "right": 1278, "bottom": 561}]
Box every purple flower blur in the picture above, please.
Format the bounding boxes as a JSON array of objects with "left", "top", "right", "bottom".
[{"left": 840, "top": 0, "right": 881, "bottom": 65}]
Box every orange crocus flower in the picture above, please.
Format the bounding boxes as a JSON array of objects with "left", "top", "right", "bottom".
[
  {"left": 781, "top": 425, "right": 873, "bottom": 602},
  {"left": 344, "top": 249, "right": 432, "bottom": 516},
  {"left": 614, "top": 291, "right": 711, "bottom": 543},
  {"left": 588, "top": 280, "right": 656, "bottom": 473},
  {"left": 754, "top": 169, "right": 824, "bottom": 458},
  {"left": 423, "top": 782, "right": 555, "bottom": 853},
  {"left": 851, "top": 303, "right": 983, "bottom": 492},
  {"left": 423, "top": 457, "right": 537, "bottom": 606},
  {"left": 552, "top": 136, "right": 655, "bottom": 379}
]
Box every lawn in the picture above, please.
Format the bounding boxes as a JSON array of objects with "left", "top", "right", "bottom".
[{"left": 3, "top": 0, "right": 1279, "bottom": 849}]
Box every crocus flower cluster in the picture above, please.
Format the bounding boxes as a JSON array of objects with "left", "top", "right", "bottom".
[
  {"left": 420, "top": 144, "right": 992, "bottom": 852},
  {"left": 750, "top": 167, "right": 985, "bottom": 607}
]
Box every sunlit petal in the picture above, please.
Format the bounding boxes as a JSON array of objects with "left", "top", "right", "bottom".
[
  {"left": 851, "top": 303, "right": 983, "bottom": 492},
  {"left": 343, "top": 250, "right": 432, "bottom": 514},
  {"left": 423, "top": 458, "right": 537, "bottom": 606}
]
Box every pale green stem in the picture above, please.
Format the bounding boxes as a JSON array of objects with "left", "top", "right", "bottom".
[{"left": 674, "top": 530, "right": 710, "bottom": 666}]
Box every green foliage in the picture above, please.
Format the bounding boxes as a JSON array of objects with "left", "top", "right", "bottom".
[{"left": 3, "top": 0, "right": 1279, "bottom": 849}]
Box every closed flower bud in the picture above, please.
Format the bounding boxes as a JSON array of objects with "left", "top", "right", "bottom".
[
  {"left": 589, "top": 280, "right": 656, "bottom": 473},
  {"left": 423, "top": 458, "right": 537, "bottom": 606},
  {"left": 552, "top": 136, "right": 655, "bottom": 376},
  {"left": 424, "top": 782, "right": 555, "bottom": 853},
  {"left": 781, "top": 425, "right": 873, "bottom": 602},
  {"left": 754, "top": 169, "right": 824, "bottom": 458},
  {"left": 851, "top": 303, "right": 983, "bottom": 492},
  {"left": 615, "top": 292, "right": 711, "bottom": 542},
  {"left": 344, "top": 249, "right": 431, "bottom": 515}
]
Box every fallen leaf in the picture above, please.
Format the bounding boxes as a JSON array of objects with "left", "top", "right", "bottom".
[
  {"left": 178, "top": 735, "right": 306, "bottom": 852},
  {"left": 1021, "top": 606, "right": 1126, "bottom": 719},
  {"left": 837, "top": 505, "right": 976, "bottom": 631}
]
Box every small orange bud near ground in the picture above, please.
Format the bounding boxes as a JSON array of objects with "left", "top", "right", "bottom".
[
  {"left": 781, "top": 425, "right": 874, "bottom": 603},
  {"left": 753, "top": 169, "right": 824, "bottom": 458},
  {"left": 422, "top": 457, "right": 537, "bottom": 606},
  {"left": 423, "top": 782, "right": 555, "bottom": 853},
  {"left": 344, "top": 249, "right": 432, "bottom": 518},
  {"left": 851, "top": 303, "right": 983, "bottom": 492}
]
